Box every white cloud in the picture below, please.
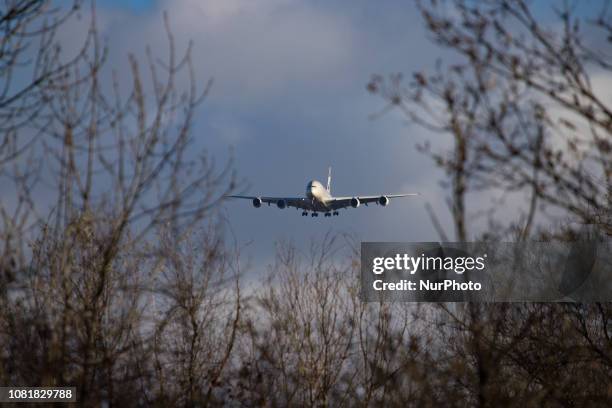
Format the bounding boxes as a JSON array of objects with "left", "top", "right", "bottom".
[{"left": 97, "top": 0, "right": 355, "bottom": 106}]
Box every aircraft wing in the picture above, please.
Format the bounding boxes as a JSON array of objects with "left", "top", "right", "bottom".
[
  {"left": 328, "top": 193, "right": 418, "bottom": 210},
  {"left": 226, "top": 195, "right": 313, "bottom": 210}
]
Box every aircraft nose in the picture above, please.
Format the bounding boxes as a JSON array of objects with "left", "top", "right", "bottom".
[{"left": 306, "top": 184, "right": 315, "bottom": 198}]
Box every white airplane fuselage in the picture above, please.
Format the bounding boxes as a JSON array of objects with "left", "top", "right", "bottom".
[{"left": 306, "top": 180, "right": 332, "bottom": 205}]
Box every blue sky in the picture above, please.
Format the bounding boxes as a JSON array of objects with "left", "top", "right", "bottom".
[
  {"left": 80, "top": 0, "right": 452, "bottom": 272},
  {"left": 64, "top": 0, "right": 603, "bottom": 274},
  {"left": 98, "top": 0, "right": 155, "bottom": 12}
]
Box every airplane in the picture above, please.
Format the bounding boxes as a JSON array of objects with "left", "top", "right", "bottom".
[{"left": 226, "top": 167, "right": 418, "bottom": 217}]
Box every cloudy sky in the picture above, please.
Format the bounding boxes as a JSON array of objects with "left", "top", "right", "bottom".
[{"left": 71, "top": 0, "right": 568, "bottom": 272}]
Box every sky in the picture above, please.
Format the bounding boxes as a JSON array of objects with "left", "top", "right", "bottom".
[
  {"left": 68, "top": 0, "right": 456, "bottom": 274},
  {"left": 51, "top": 0, "right": 601, "bottom": 275}
]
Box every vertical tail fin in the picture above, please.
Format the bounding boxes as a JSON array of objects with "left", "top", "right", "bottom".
[{"left": 326, "top": 166, "right": 332, "bottom": 193}]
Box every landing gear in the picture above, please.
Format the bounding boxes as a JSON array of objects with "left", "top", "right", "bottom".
[
  {"left": 311, "top": 212, "right": 318, "bottom": 217},
  {"left": 324, "top": 212, "right": 331, "bottom": 217},
  {"left": 333, "top": 211, "right": 339, "bottom": 216},
  {"left": 302, "top": 211, "right": 308, "bottom": 216}
]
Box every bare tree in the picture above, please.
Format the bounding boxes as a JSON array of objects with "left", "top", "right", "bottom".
[
  {"left": 0, "top": 0, "right": 87, "bottom": 165},
  {"left": 1, "top": 1, "right": 611, "bottom": 407},
  {"left": 148, "top": 224, "right": 241, "bottom": 406},
  {"left": 365, "top": 1, "right": 612, "bottom": 406},
  {"left": 0, "top": 4, "right": 240, "bottom": 406},
  {"left": 368, "top": 0, "right": 612, "bottom": 240},
  {"left": 238, "top": 234, "right": 358, "bottom": 406}
]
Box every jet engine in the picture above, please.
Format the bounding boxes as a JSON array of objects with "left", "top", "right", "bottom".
[
  {"left": 252, "top": 197, "right": 262, "bottom": 208},
  {"left": 350, "top": 197, "right": 360, "bottom": 208},
  {"left": 277, "top": 199, "right": 287, "bottom": 209},
  {"left": 378, "top": 195, "right": 389, "bottom": 206}
]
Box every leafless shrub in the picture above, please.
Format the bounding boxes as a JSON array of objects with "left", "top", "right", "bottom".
[
  {"left": 237, "top": 235, "right": 358, "bottom": 406},
  {"left": 147, "top": 224, "right": 241, "bottom": 406}
]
